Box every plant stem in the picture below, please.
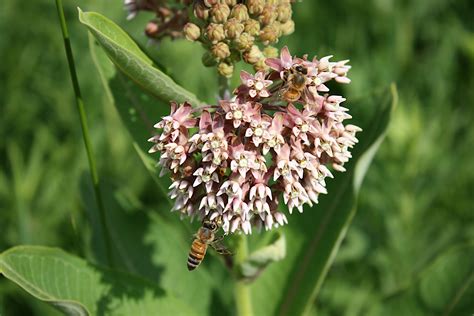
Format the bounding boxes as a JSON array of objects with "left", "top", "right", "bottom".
[
  {"left": 218, "top": 75, "right": 230, "bottom": 99},
  {"left": 234, "top": 234, "right": 254, "bottom": 316},
  {"left": 55, "top": 0, "right": 113, "bottom": 266}
]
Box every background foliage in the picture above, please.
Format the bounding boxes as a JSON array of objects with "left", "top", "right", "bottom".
[{"left": 0, "top": 0, "right": 473, "bottom": 315}]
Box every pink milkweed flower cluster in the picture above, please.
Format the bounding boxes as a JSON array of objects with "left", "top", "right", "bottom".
[{"left": 149, "top": 47, "right": 361, "bottom": 234}]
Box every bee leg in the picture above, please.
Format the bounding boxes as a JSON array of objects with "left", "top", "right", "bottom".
[
  {"left": 211, "top": 240, "right": 233, "bottom": 256},
  {"left": 213, "top": 235, "right": 224, "bottom": 243},
  {"left": 215, "top": 248, "right": 233, "bottom": 256}
]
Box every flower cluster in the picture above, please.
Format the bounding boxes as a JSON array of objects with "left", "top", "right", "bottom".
[
  {"left": 124, "top": 0, "right": 193, "bottom": 40},
  {"left": 125, "top": 0, "right": 296, "bottom": 77},
  {"left": 184, "top": 0, "right": 295, "bottom": 77},
  {"left": 149, "top": 47, "right": 360, "bottom": 234}
]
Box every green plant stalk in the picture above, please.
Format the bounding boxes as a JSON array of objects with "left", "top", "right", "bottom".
[
  {"left": 55, "top": 0, "right": 113, "bottom": 266},
  {"left": 234, "top": 234, "right": 254, "bottom": 316},
  {"left": 218, "top": 74, "right": 230, "bottom": 99}
]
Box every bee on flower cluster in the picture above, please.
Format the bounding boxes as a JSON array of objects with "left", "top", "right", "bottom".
[
  {"left": 187, "top": 216, "right": 231, "bottom": 271},
  {"left": 281, "top": 64, "right": 308, "bottom": 102},
  {"left": 148, "top": 46, "right": 360, "bottom": 241}
]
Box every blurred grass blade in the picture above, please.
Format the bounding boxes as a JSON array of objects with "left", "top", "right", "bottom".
[
  {"left": 55, "top": 0, "right": 113, "bottom": 266},
  {"left": 418, "top": 243, "right": 474, "bottom": 316},
  {"left": 78, "top": 9, "right": 201, "bottom": 107},
  {"left": 249, "top": 85, "right": 398, "bottom": 316},
  {"left": 0, "top": 246, "right": 198, "bottom": 316}
]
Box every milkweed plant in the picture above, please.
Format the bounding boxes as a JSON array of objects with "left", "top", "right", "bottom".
[{"left": 0, "top": 1, "right": 395, "bottom": 316}]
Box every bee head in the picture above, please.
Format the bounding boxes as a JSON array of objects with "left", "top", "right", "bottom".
[
  {"left": 203, "top": 220, "right": 218, "bottom": 231},
  {"left": 294, "top": 64, "right": 308, "bottom": 75},
  {"left": 292, "top": 73, "right": 306, "bottom": 87}
]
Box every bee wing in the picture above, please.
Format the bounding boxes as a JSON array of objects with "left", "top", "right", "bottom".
[{"left": 210, "top": 241, "right": 233, "bottom": 256}]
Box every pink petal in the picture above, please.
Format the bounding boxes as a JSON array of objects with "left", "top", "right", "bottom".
[
  {"left": 200, "top": 110, "right": 212, "bottom": 130},
  {"left": 169, "top": 101, "right": 178, "bottom": 114},
  {"left": 317, "top": 84, "right": 329, "bottom": 92},
  {"left": 287, "top": 103, "right": 300, "bottom": 116},
  {"left": 212, "top": 115, "right": 225, "bottom": 130},
  {"left": 280, "top": 46, "right": 293, "bottom": 69},
  {"left": 265, "top": 58, "right": 283, "bottom": 71},
  {"left": 245, "top": 128, "right": 253, "bottom": 137},
  {"left": 183, "top": 118, "right": 197, "bottom": 128},
  {"left": 259, "top": 90, "right": 269, "bottom": 98},
  {"left": 265, "top": 215, "right": 273, "bottom": 230},
  {"left": 240, "top": 70, "right": 253, "bottom": 84},
  {"left": 335, "top": 77, "right": 351, "bottom": 84}
]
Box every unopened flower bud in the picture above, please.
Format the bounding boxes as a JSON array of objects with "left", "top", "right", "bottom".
[
  {"left": 194, "top": 3, "right": 210, "bottom": 20},
  {"left": 203, "top": 0, "right": 218, "bottom": 7},
  {"left": 280, "top": 20, "right": 295, "bottom": 36},
  {"left": 234, "top": 32, "right": 254, "bottom": 51},
  {"left": 277, "top": 3, "right": 292, "bottom": 23},
  {"left": 210, "top": 3, "right": 230, "bottom": 23},
  {"left": 259, "top": 25, "right": 279, "bottom": 44},
  {"left": 230, "top": 4, "right": 249, "bottom": 22},
  {"left": 243, "top": 45, "right": 263, "bottom": 64},
  {"left": 206, "top": 23, "right": 226, "bottom": 43},
  {"left": 263, "top": 46, "right": 279, "bottom": 58},
  {"left": 145, "top": 21, "right": 159, "bottom": 37},
  {"left": 244, "top": 19, "right": 260, "bottom": 36},
  {"left": 254, "top": 58, "right": 269, "bottom": 72},
  {"left": 212, "top": 42, "right": 231, "bottom": 60},
  {"left": 223, "top": 0, "right": 237, "bottom": 6},
  {"left": 224, "top": 18, "right": 244, "bottom": 39},
  {"left": 202, "top": 51, "right": 218, "bottom": 67},
  {"left": 259, "top": 5, "right": 277, "bottom": 25},
  {"left": 184, "top": 23, "right": 201, "bottom": 41},
  {"left": 218, "top": 62, "right": 234, "bottom": 78},
  {"left": 247, "top": 0, "right": 265, "bottom": 15}
]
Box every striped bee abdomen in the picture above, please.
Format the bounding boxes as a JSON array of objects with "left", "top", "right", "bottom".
[{"left": 187, "top": 239, "right": 207, "bottom": 271}]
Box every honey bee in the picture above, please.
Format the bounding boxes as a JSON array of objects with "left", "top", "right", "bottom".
[
  {"left": 187, "top": 218, "right": 231, "bottom": 271},
  {"left": 282, "top": 64, "right": 308, "bottom": 102}
]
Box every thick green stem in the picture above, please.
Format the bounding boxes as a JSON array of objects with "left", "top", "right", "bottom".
[
  {"left": 234, "top": 234, "right": 254, "bottom": 316},
  {"left": 55, "top": 0, "right": 113, "bottom": 266},
  {"left": 218, "top": 75, "right": 230, "bottom": 99}
]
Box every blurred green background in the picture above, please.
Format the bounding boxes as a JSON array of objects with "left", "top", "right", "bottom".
[{"left": 1, "top": 0, "right": 473, "bottom": 315}]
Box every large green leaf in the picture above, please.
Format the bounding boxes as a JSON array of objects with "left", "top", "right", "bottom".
[
  {"left": 80, "top": 179, "right": 233, "bottom": 315},
  {"left": 239, "top": 232, "right": 286, "bottom": 282},
  {"left": 249, "top": 85, "right": 398, "bottom": 316},
  {"left": 87, "top": 29, "right": 178, "bottom": 228},
  {"left": 78, "top": 9, "right": 202, "bottom": 107},
  {"left": 0, "top": 246, "right": 197, "bottom": 316}
]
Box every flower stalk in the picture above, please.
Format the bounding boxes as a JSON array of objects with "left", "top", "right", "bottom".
[
  {"left": 218, "top": 74, "right": 230, "bottom": 100},
  {"left": 55, "top": 0, "right": 113, "bottom": 266},
  {"left": 234, "top": 234, "right": 254, "bottom": 316}
]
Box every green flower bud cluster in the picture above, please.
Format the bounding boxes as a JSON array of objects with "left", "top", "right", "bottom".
[{"left": 185, "top": 0, "right": 296, "bottom": 78}]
